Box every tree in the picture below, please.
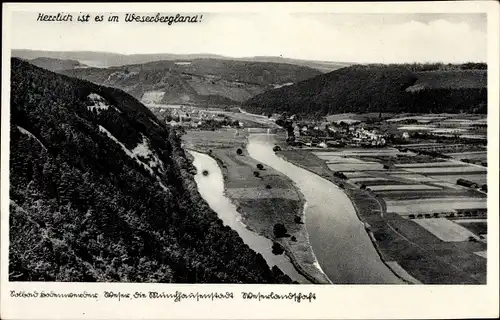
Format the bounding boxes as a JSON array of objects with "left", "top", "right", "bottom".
[
  {"left": 256, "top": 163, "right": 264, "bottom": 170},
  {"left": 236, "top": 148, "right": 243, "bottom": 155},
  {"left": 253, "top": 171, "right": 260, "bottom": 178},
  {"left": 272, "top": 242, "right": 284, "bottom": 255},
  {"left": 294, "top": 216, "right": 302, "bottom": 224},
  {"left": 273, "top": 223, "right": 288, "bottom": 238}
]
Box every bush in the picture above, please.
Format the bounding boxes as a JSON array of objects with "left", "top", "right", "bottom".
[
  {"left": 253, "top": 171, "right": 260, "bottom": 178},
  {"left": 294, "top": 216, "right": 302, "bottom": 224},
  {"left": 291, "top": 236, "right": 297, "bottom": 242},
  {"left": 265, "top": 184, "right": 272, "bottom": 189},
  {"left": 360, "top": 184, "right": 366, "bottom": 190},
  {"left": 272, "top": 242, "right": 285, "bottom": 255},
  {"left": 468, "top": 236, "right": 477, "bottom": 242},
  {"left": 273, "top": 146, "right": 281, "bottom": 152},
  {"left": 257, "top": 163, "right": 264, "bottom": 170},
  {"left": 236, "top": 148, "right": 243, "bottom": 155},
  {"left": 333, "top": 171, "right": 347, "bottom": 180},
  {"left": 273, "top": 223, "right": 288, "bottom": 238},
  {"left": 408, "top": 214, "right": 415, "bottom": 219}
]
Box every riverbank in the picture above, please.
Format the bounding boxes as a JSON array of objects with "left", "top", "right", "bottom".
[
  {"left": 275, "top": 148, "right": 416, "bottom": 284},
  {"left": 276, "top": 147, "right": 486, "bottom": 284},
  {"left": 182, "top": 129, "right": 330, "bottom": 284}
]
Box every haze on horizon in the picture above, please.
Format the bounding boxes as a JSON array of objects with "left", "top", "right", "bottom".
[{"left": 11, "top": 12, "right": 487, "bottom": 64}]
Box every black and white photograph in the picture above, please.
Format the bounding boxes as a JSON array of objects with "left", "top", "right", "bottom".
[{"left": 1, "top": 2, "right": 499, "bottom": 319}]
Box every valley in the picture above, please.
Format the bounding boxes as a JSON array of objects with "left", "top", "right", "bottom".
[
  {"left": 181, "top": 106, "right": 487, "bottom": 284},
  {"left": 8, "top": 51, "right": 489, "bottom": 285}
]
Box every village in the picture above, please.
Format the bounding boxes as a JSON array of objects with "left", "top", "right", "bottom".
[{"left": 147, "top": 105, "right": 244, "bottom": 130}]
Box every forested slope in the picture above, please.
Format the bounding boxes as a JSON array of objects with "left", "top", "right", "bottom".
[
  {"left": 59, "top": 59, "right": 322, "bottom": 106},
  {"left": 244, "top": 64, "right": 487, "bottom": 116},
  {"left": 9, "top": 58, "right": 292, "bottom": 283}
]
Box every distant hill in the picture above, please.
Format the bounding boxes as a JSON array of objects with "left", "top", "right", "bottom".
[
  {"left": 27, "top": 57, "right": 87, "bottom": 71},
  {"left": 243, "top": 64, "right": 487, "bottom": 116},
  {"left": 9, "top": 58, "right": 292, "bottom": 283},
  {"left": 237, "top": 56, "right": 349, "bottom": 72},
  {"left": 12, "top": 49, "right": 348, "bottom": 71},
  {"left": 58, "top": 58, "right": 322, "bottom": 106}
]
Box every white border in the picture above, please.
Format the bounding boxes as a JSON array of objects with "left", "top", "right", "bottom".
[{"left": 1, "top": 2, "right": 499, "bottom": 319}]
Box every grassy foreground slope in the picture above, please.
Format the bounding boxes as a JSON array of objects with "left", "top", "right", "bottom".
[
  {"left": 244, "top": 64, "right": 487, "bottom": 116},
  {"left": 9, "top": 58, "right": 292, "bottom": 283}
]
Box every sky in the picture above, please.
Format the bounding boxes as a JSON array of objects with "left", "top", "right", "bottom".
[{"left": 11, "top": 12, "right": 487, "bottom": 63}]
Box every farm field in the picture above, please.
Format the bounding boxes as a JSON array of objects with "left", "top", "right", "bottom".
[
  {"left": 349, "top": 177, "right": 390, "bottom": 183},
  {"left": 403, "top": 143, "right": 486, "bottom": 154},
  {"left": 369, "top": 184, "right": 442, "bottom": 191},
  {"left": 276, "top": 110, "right": 489, "bottom": 284},
  {"left": 277, "top": 146, "right": 487, "bottom": 284},
  {"left": 389, "top": 173, "right": 440, "bottom": 183},
  {"left": 355, "top": 179, "right": 409, "bottom": 186},
  {"left": 314, "top": 148, "right": 402, "bottom": 157},
  {"left": 182, "top": 128, "right": 247, "bottom": 151},
  {"left": 446, "top": 151, "right": 487, "bottom": 158},
  {"left": 455, "top": 220, "right": 487, "bottom": 236},
  {"left": 386, "top": 115, "right": 447, "bottom": 123},
  {"left": 428, "top": 174, "right": 487, "bottom": 185},
  {"left": 372, "top": 189, "right": 484, "bottom": 200},
  {"left": 323, "top": 157, "right": 366, "bottom": 163},
  {"left": 394, "top": 161, "right": 465, "bottom": 168},
  {"left": 325, "top": 113, "right": 396, "bottom": 123},
  {"left": 431, "top": 181, "right": 467, "bottom": 190},
  {"left": 403, "top": 166, "right": 486, "bottom": 174},
  {"left": 385, "top": 197, "right": 487, "bottom": 214},
  {"left": 414, "top": 218, "right": 478, "bottom": 242},
  {"left": 327, "top": 163, "right": 384, "bottom": 172},
  {"left": 474, "top": 251, "right": 487, "bottom": 258},
  {"left": 445, "top": 151, "right": 488, "bottom": 164},
  {"left": 343, "top": 172, "right": 371, "bottom": 178},
  {"left": 398, "top": 125, "right": 435, "bottom": 131}
]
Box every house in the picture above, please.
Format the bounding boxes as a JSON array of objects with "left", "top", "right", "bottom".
[
  {"left": 293, "top": 125, "right": 300, "bottom": 137},
  {"left": 402, "top": 132, "right": 410, "bottom": 139}
]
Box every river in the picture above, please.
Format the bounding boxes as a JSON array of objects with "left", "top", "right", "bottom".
[
  {"left": 247, "top": 133, "right": 403, "bottom": 284},
  {"left": 187, "top": 150, "right": 308, "bottom": 284}
]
